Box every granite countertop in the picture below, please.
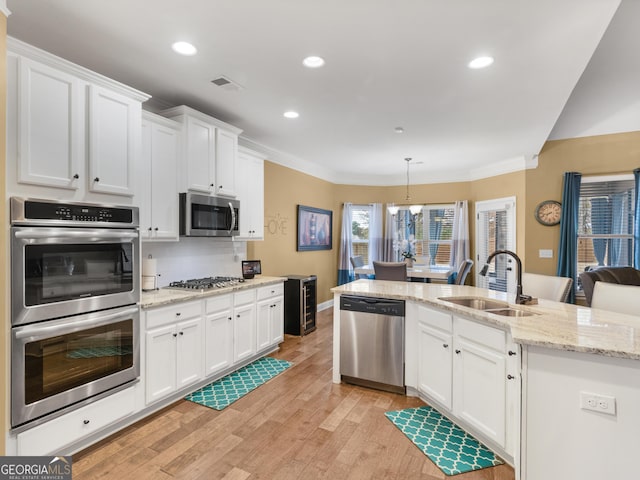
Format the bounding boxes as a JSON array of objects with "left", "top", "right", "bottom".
[
  {"left": 141, "top": 276, "right": 286, "bottom": 309},
  {"left": 332, "top": 280, "right": 640, "bottom": 360}
]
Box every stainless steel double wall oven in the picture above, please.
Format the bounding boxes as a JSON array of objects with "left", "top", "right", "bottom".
[{"left": 10, "top": 197, "right": 141, "bottom": 429}]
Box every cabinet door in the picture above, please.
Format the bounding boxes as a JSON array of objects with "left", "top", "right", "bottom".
[
  {"left": 150, "top": 122, "right": 180, "bottom": 240},
  {"left": 256, "top": 299, "right": 272, "bottom": 351},
  {"left": 236, "top": 151, "right": 264, "bottom": 239},
  {"left": 418, "top": 321, "right": 453, "bottom": 409},
  {"left": 185, "top": 115, "right": 215, "bottom": 193},
  {"left": 17, "top": 57, "right": 82, "bottom": 189},
  {"left": 453, "top": 336, "right": 507, "bottom": 448},
  {"left": 139, "top": 119, "right": 153, "bottom": 238},
  {"left": 205, "top": 309, "right": 233, "bottom": 376},
  {"left": 233, "top": 303, "right": 256, "bottom": 363},
  {"left": 270, "top": 297, "right": 284, "bottom": 345},
  {"left": 146, "top": 324, "right": 177, "bottom": 404},
  {"left": 215, "top": 128, "right": 237, "bottom": 197},
  {"left": 88, "top": 85, "right": 140, "bottom": 196},
  {"left": 176, "top": 318, "right": 204, "bottom": 389}
]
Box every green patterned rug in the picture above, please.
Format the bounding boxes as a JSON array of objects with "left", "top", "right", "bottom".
[
  {"left": 185, "top": 357, "right": 292, "bottom": 410},
  {"left": 385, "top": 406, "right": 504, "bottom": 476}
]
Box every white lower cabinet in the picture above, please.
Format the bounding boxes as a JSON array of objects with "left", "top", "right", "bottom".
[
  {"left": 453, "top": 317, "right": 507, "bottom": 448},
  {"left": 204, "top": 294, "right": 234, "bottom": 376},
  {"left": 145, "top": 301, "right": 203, "bottom": 404},
  {"left": 256, "top": 284, "right": 284, "bottom": 351},
  {"left": 418, "top": 311, "right": 453, "bottom": 410},
  {"left": 233, "top": 290, "right": 257, "bottom": 363},
  {"left": 17, "top": 387, "right": 135, "bottom": 455},
  {"left": 415, "top": 305, "right": 516, "bottom": 456}
]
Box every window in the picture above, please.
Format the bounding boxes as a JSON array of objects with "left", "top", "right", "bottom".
[
  {"left": 577, "top": 174, "right": 635, "bottom": 291},
  {"left": 392, "top": 205, "right": 454, "bottom": 265},
  {"left": 351, "top": 205, "right": 372, "bottom": 264}
]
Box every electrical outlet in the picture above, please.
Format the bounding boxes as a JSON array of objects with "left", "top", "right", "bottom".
[
  {"left": 539, "top": 249, "right": 553, "bottom": 258},
  {"left": 580, "top": 391, "right": 616, "bottom": 416}
]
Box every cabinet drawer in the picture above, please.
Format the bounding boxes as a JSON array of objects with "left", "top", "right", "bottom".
[
  {"left": 205, "top": 293, "right": 233, "bottom": 313},
  {"left": 455, "top": 316, "right": 506, "bottom": 352},
  {"left": 418, "top": 305, "right": 453, "bottom": 332},
  {"left": 146, "top": 300, "right": 202, "bottom": 329},
  {"left": 234, "top": 289, "right": 256, "bottom": 306},
  {"left": 17, "top": 387, "right": 135, "bottom": 455},
  {"left": 256, "top": 283, "right": 284, "bottom": 301}
]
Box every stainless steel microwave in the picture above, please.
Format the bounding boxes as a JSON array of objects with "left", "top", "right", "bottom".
[{"left": 179, "top": 192, "right": 240, "bottom": 237}]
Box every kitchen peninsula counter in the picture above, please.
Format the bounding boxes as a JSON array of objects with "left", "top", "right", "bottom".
[
  {"left": 332, "top": 279, "right": 640, "bottom": 360},
  {"left": 332, "top": 280, "right": 640, "bottom": 480},
  {"left": 141, "top": 276, "right": 286, "bottom": 309}
]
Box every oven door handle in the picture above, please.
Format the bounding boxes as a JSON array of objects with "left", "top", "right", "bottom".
[
  {"left": 228, "top": 202, "right": 236, "bottom": 235},
  {"left": 14, "top": 229, "right": 139, "bottom": 240},
  {"left": 14, "top": 306, "right": 139, "bottom": 339}
]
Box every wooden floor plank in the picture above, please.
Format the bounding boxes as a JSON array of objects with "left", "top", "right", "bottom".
[{"left": 72, "top": 308, "right": 515, "bottom": 480}]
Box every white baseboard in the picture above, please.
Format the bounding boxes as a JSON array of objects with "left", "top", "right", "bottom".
[{"left": 317, "top": 299, "right": 333, "bottom": 312}]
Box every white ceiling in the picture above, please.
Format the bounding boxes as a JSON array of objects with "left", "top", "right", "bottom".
[{"left": 5, "top": 0, "right": 623, "bottom": 185}]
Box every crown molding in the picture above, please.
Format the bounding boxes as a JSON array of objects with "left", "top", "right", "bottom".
[{"left": 0, "top": 1, "right": 10, "bottom": 17}]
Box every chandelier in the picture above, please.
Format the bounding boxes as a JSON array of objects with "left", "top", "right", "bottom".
[{"left": 388, "top": 158, "right": 422, "bottom": 217}]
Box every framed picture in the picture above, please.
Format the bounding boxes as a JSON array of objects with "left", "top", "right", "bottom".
[{"left": 297, "top": 205, "right": 333, "bottom": 251}]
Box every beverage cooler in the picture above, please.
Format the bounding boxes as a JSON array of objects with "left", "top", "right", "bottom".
[{"left": 284, "top": 274, "right": 317, "bottom": 336}]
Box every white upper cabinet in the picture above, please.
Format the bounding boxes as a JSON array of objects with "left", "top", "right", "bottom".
[
  {"left": 184, "top": 115, "right": 216, "bottom": 193},
  {"left": 235, "top": 147, "right": 265, "bottom": 240},
  {"left": 140, "top": 112, "right": 181, "bottom": 241},
  {"left": 7, "top": 38, "right": 149, "bottom": 201},
  {"left": 88, "top": 85, "right": 140, "bottom": 196},
  {"left": 160, "top": 105, "right": 242, "bottom": 197},
  {"left": 16, "top": 56, "right": 83, "bottom": 189},
  {"left": 215, "top": 128, "right": 237, "bottom": 197}
]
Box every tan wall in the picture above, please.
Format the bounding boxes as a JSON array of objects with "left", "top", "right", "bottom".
[
  {"left": 247, "top": 162, "right": 338, "bottom": 305},
  {"left": 1, "top": 12, "right": 7, "bottom": 455},
  {"left": 524, "top": 131, "right": 640, "bottom": 275}
]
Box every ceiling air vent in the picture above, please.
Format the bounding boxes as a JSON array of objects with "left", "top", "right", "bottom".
[{"left": 210, "top": 75, "right": 243, "bottom": 91}]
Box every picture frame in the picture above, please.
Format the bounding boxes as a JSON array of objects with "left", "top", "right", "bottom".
[{"left": 297, "top": 205, "right": 333, "bottom": 251}]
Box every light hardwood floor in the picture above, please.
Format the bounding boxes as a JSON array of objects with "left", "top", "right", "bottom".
[{"left": 73, "top": 309, "right": 515, "bottom": 480}]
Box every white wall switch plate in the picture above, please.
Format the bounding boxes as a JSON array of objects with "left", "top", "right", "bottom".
[
  {"left": 580, "top": 391, "right": 616, "bottom": 416},
  {"left": 539, "top": 249, "right": 553, "bottom": 258}
]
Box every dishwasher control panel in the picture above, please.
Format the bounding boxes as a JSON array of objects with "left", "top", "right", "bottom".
[{"left": 340, "top": 295, "right": 405, "bottom": 316}]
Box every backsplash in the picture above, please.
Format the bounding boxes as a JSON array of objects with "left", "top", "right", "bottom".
[{"left": 142, "top": 238, "right": 247, "bottom": 286}]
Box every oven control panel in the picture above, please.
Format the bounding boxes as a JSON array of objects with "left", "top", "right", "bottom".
[{"left": 10, "top": 197, "right": 139, "bottom": 227}]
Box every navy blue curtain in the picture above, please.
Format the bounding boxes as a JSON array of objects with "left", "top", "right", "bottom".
[
  {"left": 557, "top": 172, "right": 582, "bottom": 303},
  {"left": 634, "top": 168, "right": 640, "bottom": 269}
]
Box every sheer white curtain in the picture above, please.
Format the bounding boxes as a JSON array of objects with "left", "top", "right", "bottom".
[
  {"left": 450, "top": 200, "right": 470, "bottom": 268},
  {"left": 384, "top": 206, "right": 397, "bottom": 261},
  {"left": 369, "top": 203, "right": 384, "bottom": 262},
  {"left": 338, "top": 203, "right": 354, "bottom": 285}
]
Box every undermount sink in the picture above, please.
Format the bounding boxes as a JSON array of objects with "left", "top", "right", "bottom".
[
  {"left": 438, "top": 296, "right": 538, "bottom": 317},
  {"left": 438, "top": 296, "right": 509, "bottom": 310}
]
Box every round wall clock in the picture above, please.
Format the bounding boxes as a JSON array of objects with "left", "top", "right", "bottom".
[{"left": 535, "top": 200, "right": 562, "bottom": 226}]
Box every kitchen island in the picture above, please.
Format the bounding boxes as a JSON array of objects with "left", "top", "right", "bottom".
[{"left": 331, "top": 280, "right": 640, "bottom": 480}]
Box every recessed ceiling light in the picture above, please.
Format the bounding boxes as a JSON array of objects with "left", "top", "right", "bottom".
[
  {"left": 303, "top": 56, "right": 325, "bottom": 68},
  {"left": 394, "top": 127, "right": 404, "bottom": 134},
  {"left": 468, "top": 56, "right": 494, "bottom": 69},
  {"left": 172, "top": 41, "right": 197, "bottom": 56},
  {"left": 283, "top": 111, "right": 299, "bottom": 119}
]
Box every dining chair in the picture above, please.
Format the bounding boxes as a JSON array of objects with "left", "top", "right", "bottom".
[
  {"left": 373, "top": 261, "right": 407, "bottom": 281},
  {"left": 591, "top": 282, "right": 640, "bottom": 316},
  {"left": 454, "top": 259, "right": 474, "bottom": 285},
  {"left": 350, "top": 255, "right": 367, "bottom": 279},
  {"left": 521, "top": 272, "right": 573, "bottom": 303}
]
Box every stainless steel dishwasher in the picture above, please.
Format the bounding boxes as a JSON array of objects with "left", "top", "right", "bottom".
[{"left": 340, "top": 295, "right": 405, "bottom": 394}]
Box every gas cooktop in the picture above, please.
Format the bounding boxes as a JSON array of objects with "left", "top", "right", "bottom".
[{"left": 168, "top": 276, "right": 245, "bottom": 290}]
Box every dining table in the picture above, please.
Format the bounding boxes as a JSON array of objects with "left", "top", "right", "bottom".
[{"left": 354, "top": 264, "right": 456, "bottom": 283}]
